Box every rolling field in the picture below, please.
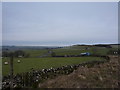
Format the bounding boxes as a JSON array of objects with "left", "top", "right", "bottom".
[
  {"left": 2, "top": 44, "right": 118, "bottom": 76},
  {"left": 52, "top": 45, "right": 118, "bottom": 56},
  {"left": 24, "top": 46, "right": 116, "bottom": 57},
  {"left": 2, "top": 57, "right": 104, "bottom": 76},
  {"left": 2, "top": 45, "right": 119, "bottom": 89},
  {"left": 24, "top": 49, "right": 48, "bottom": 57}
]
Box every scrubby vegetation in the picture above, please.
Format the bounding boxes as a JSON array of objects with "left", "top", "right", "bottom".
[{"left": 39, "top": 56, "right": 119, "bottom": 88}]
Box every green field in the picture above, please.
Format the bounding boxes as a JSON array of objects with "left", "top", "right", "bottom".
[
  {"left": 23, "top": 46, "right": 116, "bottom": 57},
  {"left": 53, "top": 45, "right": 118, "bottom": 56},
  {"left": 24, "top": 49, "right": 48, "bottom": 57},
  {"left": 2, "top": 45, "right": 118, "bottom": 76},
  {"left": 2, "top": 57, "right": 104, "bottom": 76}
]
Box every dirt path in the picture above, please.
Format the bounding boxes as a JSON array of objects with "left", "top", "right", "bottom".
[{"left": 39, "top": 55, "right": 119, "bottom": 88}]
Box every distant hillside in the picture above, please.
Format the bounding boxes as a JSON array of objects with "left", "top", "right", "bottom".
[
  {"left": 72, "top": 44, "right": 119, "bottom": 48},
  {"left": 2, "top": 46, "right": 60, "bottom": 51}
]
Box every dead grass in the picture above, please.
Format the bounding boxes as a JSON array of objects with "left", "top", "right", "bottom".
[{"left": 39, "top": 55, "right": 119, "bottom": 88}]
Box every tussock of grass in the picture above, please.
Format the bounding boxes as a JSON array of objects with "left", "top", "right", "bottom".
[{"left": 39, "top": 56, "right": 119, "bottom": 88}]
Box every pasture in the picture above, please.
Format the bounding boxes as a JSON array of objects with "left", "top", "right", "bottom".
[
  {"left": 2, "top": 57, "right": 104, "bottom": 76},
  {"left": 23, "top": 45, "right": 116, "bottom": 57},
  {"left": 2, "top": 45, "right": 119, "bottom": 89},
  {"left": 2, "top": 44, "right": 118, "bottom": 76}
]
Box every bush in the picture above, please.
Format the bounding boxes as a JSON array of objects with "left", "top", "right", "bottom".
[{"left": 51, "top": 52, "right": 56, "bottom": 57}]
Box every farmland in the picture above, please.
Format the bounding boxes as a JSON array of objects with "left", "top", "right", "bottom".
[
  {"left": 2, "top": 57, "right": 104, "bottom": 76},
  {"left": 2, "top": 44, "right": 119, "bottom": 76},
  {"left": 23, "top": 45, "right": 118, "bottom": 57},
  {"left": 2, "top": 45, "right": 119, "bottom": 74},
  {"left": 1, "top": 44, "right": 119, "bottom": 88}
]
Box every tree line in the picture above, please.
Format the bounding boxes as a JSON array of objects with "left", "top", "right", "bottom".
[{"left": 2, "top": 50, "right": 30, "bottom": 58}]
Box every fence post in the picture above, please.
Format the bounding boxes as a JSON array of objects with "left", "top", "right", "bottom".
[{"left": 9, "top": 52, "right": 14, "bottom": 89}]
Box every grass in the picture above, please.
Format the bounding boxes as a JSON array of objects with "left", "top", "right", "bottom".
[
  {"left": 2, "top": 57, "right": 104, "bottom": 76},
  {"left": 0, "top": 59, "right": 1, "bottom": 90},
  {"left": 23, "top": 45, "right": 118, "bottom": 57},
  {"left": 52, "top": 48, "right": 111, "bottom": 56},
  {"left": 40, "top": 56, "right": 119, "bottom": 88},
  {"left": 2, "top": 45, "right": 118, "bottom": 76},
  {"left": 24, "top": 49, "right": 47, "bottom": 57}
]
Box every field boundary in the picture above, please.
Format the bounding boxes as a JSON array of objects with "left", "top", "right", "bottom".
[{"left": 2, "top": 55, "right": 110, "bottom": 89}]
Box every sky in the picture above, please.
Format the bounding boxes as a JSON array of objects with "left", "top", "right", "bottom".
[
  {"left": 2, "top": 2, "right": 118, "bottom": 46},
  {"left": 0, "top": 2, "right": 2, "bottom": 46}
]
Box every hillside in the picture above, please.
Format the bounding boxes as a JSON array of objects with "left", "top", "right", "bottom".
[{"left": 39, "top": 55, "right": 119, "bottom": 88}]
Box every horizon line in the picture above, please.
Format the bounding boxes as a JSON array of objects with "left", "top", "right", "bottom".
[{"left": 1, "top": 43, "right": 119, "bottom": 47}]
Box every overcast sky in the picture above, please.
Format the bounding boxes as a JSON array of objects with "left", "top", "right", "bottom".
[
  {"left": 0, "top": 2, "right": 2, "bottom": 46},
  {"left": 2, "top": 2, "right": 118, "bottom": 46}
]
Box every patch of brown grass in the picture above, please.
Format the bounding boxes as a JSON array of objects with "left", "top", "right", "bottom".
[{"left": 39, "top": 55, "right": 119, "bottom": 88}]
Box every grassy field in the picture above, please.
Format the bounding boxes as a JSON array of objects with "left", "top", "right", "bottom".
[
  {"left": 2, "top": 57, "right": 104, "bottom": 76},
  {"left": 23, "top": 49, "right": 48, "bottom": 57},
  {"left": 23, "top": 45, "right": 118, "bottom": 57},
  {"left": 2, "top": 45, "right": 118, "bottom": 76},
  {"left": 52, "top": 46, "right": 118, "bottom": 56}
]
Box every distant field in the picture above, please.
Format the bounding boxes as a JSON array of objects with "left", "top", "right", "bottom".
[
  {"left": 24, "top": 49, "right": 47, "bottom": 57},
  {"left": 2, "top": 57, "right": 104, "bottom": 76},
  {"left": 23, "top": 46, "right": 115, "bottom": 57},
  {"left": 2, "top": 45, "right": 118, "bottom": 76}
]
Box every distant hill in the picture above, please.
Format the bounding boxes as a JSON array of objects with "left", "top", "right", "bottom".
[
  {"left": 2, "top": 44, "right": 119, "bottom": 51},
  {"left": 2, "top": 46, "right": 60, "bottom": 51},
  {"left": 72, "top": 44, "right": 119, "bottom": 48}
]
